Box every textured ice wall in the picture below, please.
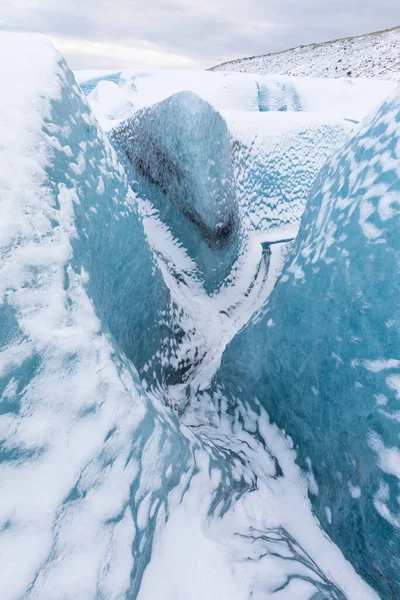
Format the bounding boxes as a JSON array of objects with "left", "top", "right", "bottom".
[
  {"left": 226, "top": 111, "right": 353, "bottom": 237},
  {"left": 34, "top": 70, "right": 223, "bottom": 391},
  {"left": 215, "top": 88, "right": 400, "bottom": 598},
  {"left": 109, "top": 96, "right": 354, "bottom": 395},
  {"left": 113, "top": 92, "right": 237, "bottom": 248},
  {"left": 0, "top": 33, "right": 388, "bottom": 600},
  {"left": 111, "top": 94, "right": 354, "bottom": 292},
  {"left": 77, "top": 68, "right": 397, "bottom": 127},
  {"left": 0, "top": 36, "right": 198, "bottom": 599}
]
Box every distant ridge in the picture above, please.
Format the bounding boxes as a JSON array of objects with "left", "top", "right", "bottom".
[{"left": 210, "top": 26, "right": 400, "bottom": 82}]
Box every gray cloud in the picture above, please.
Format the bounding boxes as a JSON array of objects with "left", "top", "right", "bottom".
[{"left": 1, "top": 0, "right": 399, "bottom": 69}]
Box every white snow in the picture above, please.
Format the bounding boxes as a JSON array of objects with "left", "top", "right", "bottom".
[
  {"left": 211, "top": 26, "right": 400, "bottom": 83},
  {"left": 0, "top": 31, "right": 390, "bottom": 600},
  {"left": 80, "top": 69, "right": 259, "bottom": 130}
]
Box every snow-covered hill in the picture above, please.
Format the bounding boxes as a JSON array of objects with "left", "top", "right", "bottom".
[{"left": 210, "top": 26, "right": 400, "bottom": 82}]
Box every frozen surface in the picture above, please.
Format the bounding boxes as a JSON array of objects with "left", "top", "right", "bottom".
[{"left": 0, "top": 32, "right": 395, "bottom": 600}]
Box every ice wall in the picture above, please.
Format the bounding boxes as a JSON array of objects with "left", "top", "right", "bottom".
[
  {"left": 111, "top": 91, "right": 240, "bottom": 291},
  {"left": 113, "top": 92, "right": 237, "bottom": 249},
  {"left": 215, "top": 87, "right": 400, "bottom": 598},
  {"left": 77, "top": 68, "right": 397, "bottom": 125}
]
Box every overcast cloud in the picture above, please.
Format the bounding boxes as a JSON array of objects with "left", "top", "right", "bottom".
[{"left": 1, "top": 0, "right": 399, "bottom": 70}]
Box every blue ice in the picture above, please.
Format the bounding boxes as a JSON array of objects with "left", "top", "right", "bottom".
[{"left": 1, "top": 32, "right": 398, "bottom": 600}]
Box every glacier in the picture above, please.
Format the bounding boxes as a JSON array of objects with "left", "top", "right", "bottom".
[
  {"left": 212, "top": 87, "right": 400, "bottom": 598},
  {"left": 0, "top": 31, "right": 399, "bottom": 600},
  {"left": 76, "top": 68, "right": 398, "bottom": 127},
  {"left": 110, "top": 91, "right": 240, "bottom": 291}
]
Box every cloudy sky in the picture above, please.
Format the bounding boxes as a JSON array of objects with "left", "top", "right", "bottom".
[{"left": 1, "top": 0, "right": 399, "bottom": 70}]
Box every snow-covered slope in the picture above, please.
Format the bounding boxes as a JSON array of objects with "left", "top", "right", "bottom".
[
  {"left": 76, "top": 68, "right": 398, "bottom": 131},
  {"left": 210, "top": 26, "right": 400, "bottom": 82}
]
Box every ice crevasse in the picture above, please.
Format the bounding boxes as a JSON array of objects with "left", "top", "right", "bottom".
[
  {"left": 214, "top": 86, "right": 400, "bottom": 597},
  {"left": 0, "top": 32, "right": 398, "bottom": 600},
  {"left": 107, "top": 85, "right": 351, "bottom": 396},
  {"left": 110, "top": 91, "right": 352, "bottom": 289}
]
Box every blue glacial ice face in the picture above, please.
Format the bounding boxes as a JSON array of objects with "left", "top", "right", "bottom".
[
  {"left": 79, "top": 70, "right": 122, "bottom": 95},
  {"left": 113, "top": 91, "right": 237, "bottom": 249},
  {"left": 226, "top": 111, "right": 353, "bottom": 237},
  {"left": 0, "top": 34, "right": 201, "bottom": 598},
  {"left": 53, "top": 79, "right": 197, "bottom": 389},
  {"left": 45, "top": 81, "right": 166, "bottom": 381},
  {"left": 41, "top": 79, "right": 231, "bottom": 391},
  {"left": 111, "top": 91, "right": 241, "bottom": 292},
  {"left": 214, "top": 88, "right": 400, "bottom": 598}
]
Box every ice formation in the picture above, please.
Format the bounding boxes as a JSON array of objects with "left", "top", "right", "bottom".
[
  {"left": 226, "top": 110, "right": 352, "bottom": 236},
  {"left": 0, "top": 34, "right": 198, "bottom": 599},
  {"left": 1, "top": 31, "right": 399, "bottom": 600},
  {"left": 111, "top": 91, "right": 239, "bottom": 290},
  {"left": 214, "top": 86, "right": 400, "bottom": 598},
  {"left": 210, "top": 26, "right": 400, "bottom": 83}
]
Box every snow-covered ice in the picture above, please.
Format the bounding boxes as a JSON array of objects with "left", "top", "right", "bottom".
[
  {"left": 211, "top": 25, "right": 400, "bottom": 83},
  {"left": 77, "top": 68, "right": 398, "bottom": 131},
  {"left": 0, "top": 31, "right": 399, "bottom": 600},
  {"left": 214, "top": 85, "right": 400, "bottom": 598}
]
